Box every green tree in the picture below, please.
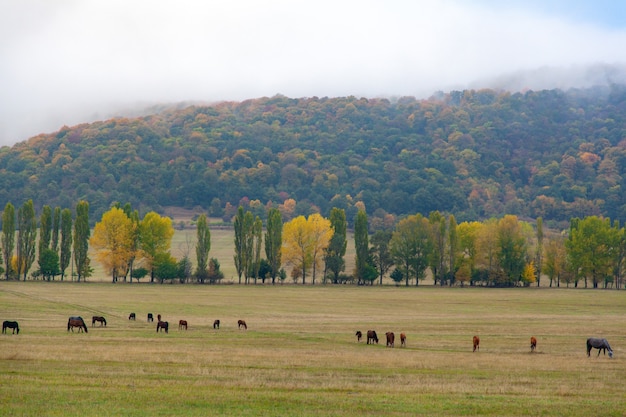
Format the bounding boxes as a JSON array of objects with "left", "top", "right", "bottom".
[
  {"left": 16, "top": 199, "right": 37, "bottom": 281},
  {"left": 51, "top": 206, "right": 61, "bottom": 253},
  {"left": 535, "top": 217, "right": 544, "bottom": 287},
  {"left": 2, "top": 202, "right": 15, "bottom": 280},
  {"left": 153, "top": 252, "right": 178, "bottom": 284},
  {"left": 73, "top": 200, "right": 90, "bottom": 282},
  {"left": 59, "top": 208, "right": 73, "bottom": 281},
  {"left": 233, "top": 206, "right": 246, "bottom": 284},
  {"left": 428, "top": 211, "right": 447, "bottom": 286},
  {"left": 447, "top": 214, "right": 458, "bottom": 286},
  {"left": 390, "top": 214, "right": 432, "bottom": 286},
  {"left": 370, "top": 230, "right": 392, "bottom": 285},
  {"left": 264, "top": 208, "right": 282, "bottom": 284},
  {"left": 39, "top": 248, "right": 60, "bottom": 280},
  {"left": 139, "top": 211, "right": 174, "bottom": 283},
  {"left": 325, "top": 207, "right": 347, "bottom": 284},
  {"left": 38, "top": 205, "right": 53, "bottom": 278},
  {"left": 195, "top": 214, "right": 211, "bottom": 283},
  {"left": 354, "top": 210, "right": 370, "bottom": 284},
  {"left": 496, "top": 215, "right": 528, "bottom": 286},
  {"left": 251, "top": 216, "right": 263, "bottom": 284}
]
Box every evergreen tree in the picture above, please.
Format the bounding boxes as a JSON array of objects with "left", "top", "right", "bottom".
[
  {"left": 264, "top": 208, "right": 282, "bottom": 285},
  {"left": 73, "top": 200, "right": 90, "bottom": 282},
  {"left": 2, "top": 203, "right": 15, "bottom": 280}
]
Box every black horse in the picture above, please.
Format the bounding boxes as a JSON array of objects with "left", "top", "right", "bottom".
[
  {"left": 367, "top": 330, "right": 378, "bottom": 344},
  {"left": 92, "top": 316, "right": 107, "bottom": 327},
  {"left": 587, "top": 337, "right": 613, "bottom": 358},
  {"left": 2, "top": 320, "right": 19, "bottom": 334},
  {"left": 156, "top": 321, "right": 169, "bottom": 333},
  {"left": 147, "top": 313, "right": 154, "bottom": 322},
  {"left": 68, "top": 316, "right": 88, "bottom": 333},
  {"left": 128, "top": 312, "right": 136, "bottom": 320},
  {"left": 213, "top": 319, "right": 220, "bottom": 329}
]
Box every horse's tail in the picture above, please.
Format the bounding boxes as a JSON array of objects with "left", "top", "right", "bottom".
[
  {"left": 586, "top": 339, "right": 592, "bottom": 356},
  {"left": 102, "top": 317, "right": 107, "bottom": 326},
  {"left": 67, "top": 318, "right": 71, "bottom": 332}
]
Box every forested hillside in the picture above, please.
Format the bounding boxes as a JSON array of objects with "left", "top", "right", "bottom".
[{"left": 2, "top": 85, "right": 626, "bottom": 227}]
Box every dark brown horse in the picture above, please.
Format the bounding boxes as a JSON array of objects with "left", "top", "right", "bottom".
[
  {"left": 92, "top": 316, "right": 107, "bottom": 327},
  {"left": 238, "top": 320, "right": 247, "bottom": 330},
  {"left": 213, "top": 320, "right": 220, "bottom": 329},
  {"left": 2, "top": 320, "right": 19, "bottom": 334},
  {"left": 147, "top": 313, "right": 154, "bottom": 322},
  {"left": 156, "top": 321, "right": 169, "bottom": 333},
  {"left": 178, "top": 320, "right": 188, "bottom": 330},
  {"left": 530, "top": 336, "right": 537, "bottom": 352},
  {"left": 355, "top": 330, "right": 362, "bottom": 342},
  {"left": 400, "top": 333, "right": 406, "bottom": 347},
  {"left": 367, "top": 330, "right": 378, "bottom": 344},
  {"left": 128, "top": 312, "right": 136, "bottom": 320},
  {"left": 68, "top": 316, "right": 88, "bottom": 333},
  {"left": 473, "top": 335, "right": 480, "bottom": 352},
  {"left": 386, "top": 332, "right": 395, "bottom": 348}
]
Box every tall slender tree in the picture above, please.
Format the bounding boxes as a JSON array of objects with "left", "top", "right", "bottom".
[
  {"left": 73, "top": 200, "right": 90, "bottom": 282},
  {"left": 308, "top": 213, "right": 333, "bottom": 285},
  {"left": 325, "top": 207, "right": 347, "bottom": 284},
  {"left": 428, "top": 211, "right": 447, "bottom": 286},
  {"left": 354, "top": 210, "right": 371, "bottom": 284},
  {"left": 195, "top": 214, "right": 211, "bottom": 283},
  {"left": 370, "top": 230, "right": 393, "bottom": 286},
  {"left": 535, "top": 217, "right": 544, "bottom": 287},
  {"left": 252, "top": 216, "right": 263, "bottom": 284},
  {"left": 233, "top": 206, "right": 245, "bottom": 284},
  {"left": 51, "top": 206, "right": 61, "bottom": 253},
  {"left": 264, "top": 208, "right": 282, "bottom": 285},
  {"left": 2, "top": 203, "right": 15, "bottom": 280},
  {"left": 59, "top": 208, "right": 72, "bottom": 281},
  {"left": 16, "top": 200, "right": 37, "bottom": 281},
  {"left": 38, "top": 205, "right": 53, "bottom": 278},
  {"left": 447, "top": 214, "right": 458, "bottom": 286}
]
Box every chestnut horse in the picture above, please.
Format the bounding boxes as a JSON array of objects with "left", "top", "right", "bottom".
[
  {"left": 157, "top": 321, "right": 169, "bottom": 333},
  {"left": 473, "top": 335, "right": 480, "bottom": 352},
  {"left": 386, "top": 332, "right": 395, "bottom": 348},
  {"left": 530, "top": 336, "right": 537, "bottom": 352},
  {"left": 68, "top": 316, "right": 88, "bottom": 333},
  {"left": 238, "top": 320, "right": 247, "bottom": 330},
  {"left": 2, "top": 320, "right": 19, "bottom": 334},
  {"left": 178, "top": 320, "right": 188, "bottom": 330},
  {"left": 355, "top": 330, "right": 362, "bottom": 342},
  {"left": 213, "top": 320, "right": 220, "bottom": 329},
  {"left": 367, "top": 330, "right": 378, "bottom": 344},
  {"left": 92, "top": 316, "right": 107, "bottom": 327},
  {"left": 400, "top": 333, "right": 406, "bottom": 347}
]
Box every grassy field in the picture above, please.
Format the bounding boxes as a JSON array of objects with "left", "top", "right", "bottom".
[{"left": 1, "top": 282, "right": 624, "bottom": 416}]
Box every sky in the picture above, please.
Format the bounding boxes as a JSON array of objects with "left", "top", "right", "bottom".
[{"left": 1, "top": 0, "right": 626, "bottom": 146}]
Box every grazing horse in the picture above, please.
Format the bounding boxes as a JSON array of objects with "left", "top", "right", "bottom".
[
  {"left": 213, "top": 320, "right": 220, "bottom": 329},
  {"left": 157, "top": 314, "right": 162, "bottom": 322},
  {"left": 367, "top": 330, "right": 378, "bottom": 344},
  {"left": 92, "top": 316, "right": 107, "bottom": 327},
  {"left": 178, "top": 320, "right": 188, "bottom": 330},
  {"left": 587, "top": 337, "right": 613, "bottom": 358},
  {"left": 156, "top": 321, "right": 169, "bottom": 333},
  {"left": 386, "top": 332, "right": 395, "bottom": 348},
  {"left": 68, "top": 316, "right": 88, "bottom": 333},
  {"left": 530, "top": 336, "right": 537, "bottom": 352},
  {"left": 238, "top": 320, "right": 247, "bottom": 330},
  {"left": 400, "top": 333, "right": 406, "bottom": 347},
  {"left": 128, "top": 312, "right": 136, "bottom": 320},
  {"left": 2, "top": 320, "right": 19, "bottom": 334},
  {"left": 147, "top": 313, "right": 154, "bottom": 322},
  {"left": 473, "top": 335, "right": 480, "bottom": 352},
  {"left": 355, "top": 330, "right": 362, "bottom": 342}
]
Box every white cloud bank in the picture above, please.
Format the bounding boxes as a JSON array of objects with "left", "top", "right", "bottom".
[{"left": 1, "top": 0, "right": 625, "bottom": 145}]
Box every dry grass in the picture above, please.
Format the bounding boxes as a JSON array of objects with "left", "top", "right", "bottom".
[{"left": 1, "top": 283, "right": 624, "bottom": 416}]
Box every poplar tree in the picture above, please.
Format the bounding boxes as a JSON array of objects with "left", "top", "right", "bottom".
[
  {"left": 73, "top": 200, "right": 90, "bottom": 282},
  {"left": 195, "top": 214, "right": 211, "bottom": 283},
  {"left": 2, "top": 202, "right": 15, "bottom": 280},
  {"left": 233, "top": 206, "right": 245, "bottom": 284},
  {"left": 38, "top": 205, "right": 52, "bottom": 276},
  {"left": 16, "top": 200, "right": 37, "bottom": 281},
  {"left": 252, "top": 216, "right": 263, "bottom": 284},
  {"left": 51, "top": 206, "right": 61, "bottom": 253},
  {"left": 535, "top": 217, "right": 544, "bottom": 287},
  {"left": 325, "top": 207, "right": 347, "bottom": 284},
  {"left": 60, "top": 208, "right": 72, "bottom": 281},
  {"left": 264, "top": 208, "right": 282, "bottom": 285},
  {"left": 354, "top": 210, "right": 372, "bottom": 284}
]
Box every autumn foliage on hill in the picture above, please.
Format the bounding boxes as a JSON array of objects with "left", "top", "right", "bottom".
[{"left": 1, "top": 86, "right": 625, "bottom": 226}]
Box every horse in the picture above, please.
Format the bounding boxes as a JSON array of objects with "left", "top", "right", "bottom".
[
  {"left": 128, "top": 312, "right": 136, "bottom": 320},
  {"left": 213, "top": 320, "right": 220, "bottom": 329},
  {"left": 587, "top": 337, "right": 613, "bottom": 358},
  {"left": 178, "top": 320, "right": 188, "bottom": 330},
  {"left": 92, "top": 316, "right": 107, "bottom": 327},
  {"left": 473, "top": 335, "right": 480, "bottom": 352},
  {"left": 400, "top": 333, "right": 406, "bottom": 347},
  {"left": 386, "top": 332, "right": 395, "bottom": 348},
  {"left": 68, "top": 316, "right": 88, "bottom": 333},
  {"left": 2, "top": 320, "right": 19, "bottom": 334},
  {"left": 238, "top": 320, "right": 247, "bottom": 330},
  {"left": 530, "top": 336, "right": 537, "bottom": 352},
  {"left": 355, "top": 330, "right": 362, "bottom": 342},
  {"left": 367, "top": 330, "right": 378, "bottom": 344},
  {"left": 147, "top": 313, "right": 153, "bottom": 322},
  {"left": 157, "top": 314, "right": 162, "bottom": 322},
  {"left": 156, "top": 321, "right": 169, "bottom": 333}
]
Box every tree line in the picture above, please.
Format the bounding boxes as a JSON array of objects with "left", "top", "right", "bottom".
[{"left": 1, "top": 199, "right": 624, "bottom": 289}]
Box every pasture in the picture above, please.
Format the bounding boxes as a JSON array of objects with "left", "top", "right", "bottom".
[{"left": 0, "top": 282, "right": 624, "bottom": 416}]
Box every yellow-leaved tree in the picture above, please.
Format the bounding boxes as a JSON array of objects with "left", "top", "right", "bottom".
[
  {"left": 90, "top": 207, "right": 136, "bottom": 282},
  {"left": 282, "top": 214, "right": 333, "bottom": 284},
  {"left": 138, "top": 211, "right": 174, "bottom": 283}
]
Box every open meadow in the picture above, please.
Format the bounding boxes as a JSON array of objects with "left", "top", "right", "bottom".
[{"left": 1, "top": 282, "right": 624, "bottom": 416}]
